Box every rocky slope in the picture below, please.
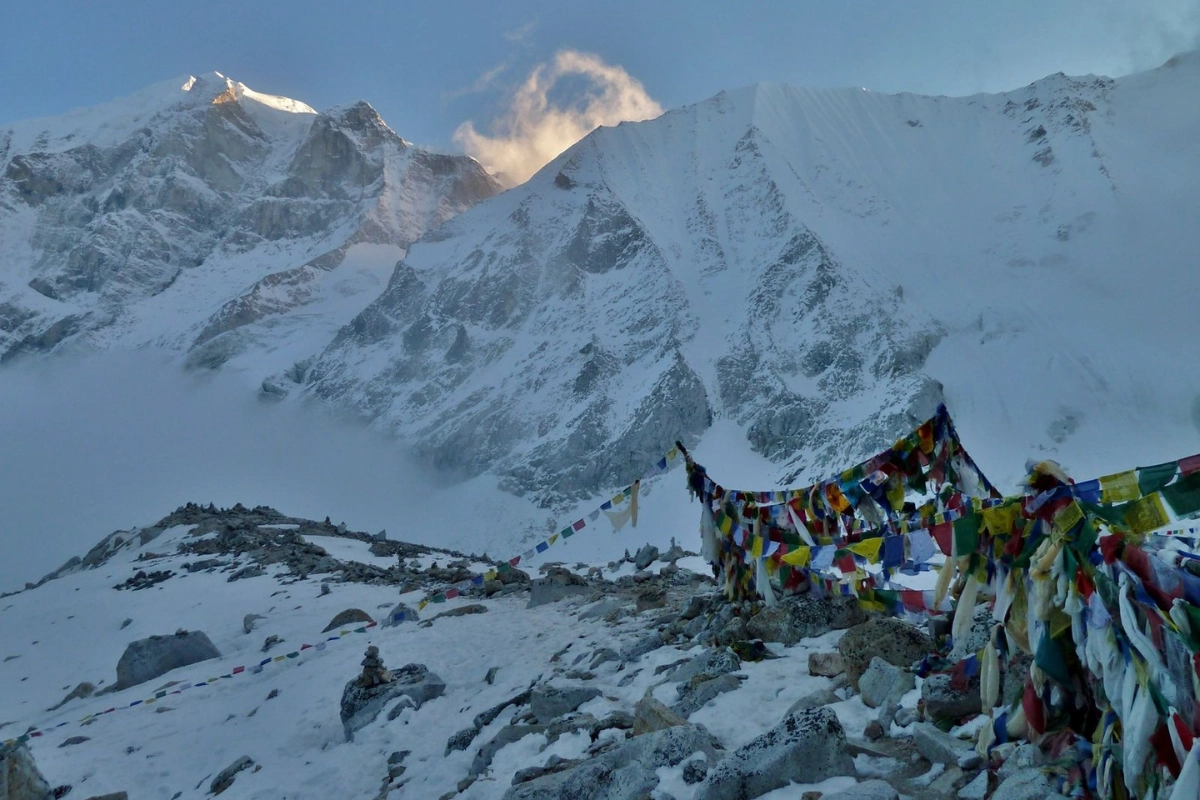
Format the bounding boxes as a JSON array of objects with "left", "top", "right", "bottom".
[
  {"left": 0, "top": 72, "right": 501, "bottom": 376},
  {"left": 305, "top": 53, "right": 1200, "bottom": 505},
  {"left": 0, "top": 503, "right": 1047, "bottom": 800}
]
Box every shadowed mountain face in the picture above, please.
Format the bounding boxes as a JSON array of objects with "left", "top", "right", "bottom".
[
  {"left": 0, "top": 72, "right": 501, "bottom": 373},
  {"left": 306, "top": 55, "right": 1200, "bottom": 504}
]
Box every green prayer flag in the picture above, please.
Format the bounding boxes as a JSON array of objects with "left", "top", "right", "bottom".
[
  {"left": 1163, "top": 472, "right": 1200, "bottom": 517},
  {"left": 1138, "top": 461, "right": 1178, "bottom": 497},
  {"left": 953, "top": 512, "right": 981, "bottom": 556},
  {"left": 1073, "top": 519, "right": 1098, "bottom": 555},
  {"left": 1035, "top": 629, "right": 1072, "bottom": 687}
]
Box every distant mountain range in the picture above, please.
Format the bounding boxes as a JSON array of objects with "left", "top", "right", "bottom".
[{"left": 4, "top": 57, "right": 1200, "bottom": 508}]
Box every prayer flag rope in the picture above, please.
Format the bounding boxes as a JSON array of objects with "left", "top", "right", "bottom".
[
  {"left": 414, "top": 447, "right": 684, "bottom": 611},
  {"left": 4, "top": 621, "right": 382, "bottom": 747},
  {"left": 688, "top": 405, "right": 1200, "bottom": 797}
]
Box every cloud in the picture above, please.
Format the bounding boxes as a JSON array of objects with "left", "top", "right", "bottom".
[
  {"left": 504, "top": 19, "right": 537, "bottom": 45},
  {"left": 453, "top": 50, "right": 663, "bottom": 186},
  {"left": 0, "top": 353, "right": 542, "bottom": 593}
]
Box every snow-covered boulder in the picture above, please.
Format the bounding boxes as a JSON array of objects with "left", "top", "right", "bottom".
[
  {"left": 697, "top": 707, "right": 853, "bottom": 799},
  {"left": 114, "top": 630, "right": 220, "bottom": 690}
]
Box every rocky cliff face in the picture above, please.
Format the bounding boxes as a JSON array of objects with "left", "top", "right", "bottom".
[
  {"left": 306, "top": 55, "right": 1200, "bottom": 504},
  {"left": 0, "top": 73, "right": 501, "bottom": 374}
]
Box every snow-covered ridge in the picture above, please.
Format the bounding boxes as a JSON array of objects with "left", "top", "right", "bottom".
[
  {"left": 0, "top": 72, "right": 502, "bottom": 382},
  {"left": 306, "top": 51, "right": 1200, "bottom": 506}
]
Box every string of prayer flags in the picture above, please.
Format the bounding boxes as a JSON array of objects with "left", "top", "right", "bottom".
[{"left": 416, "top": 448, "right": 683, "bottom": 610}]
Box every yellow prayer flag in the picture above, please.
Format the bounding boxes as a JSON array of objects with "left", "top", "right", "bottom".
[
  {"left": 751, "top": 535, "right": 764, "bottom": 559},
  {"left": 1100, "top": 470, "right": 1141, "bottom": 503},
  {"left": 981, "top": 503, "right": 1019, "bottom": 537},
  {"left": 667, "top": 447, "right": 678, "bottom": 460},
  {"left": 848, "top": 537, "right": 884, "bottom": 563},
  {"left": 1125, "top": 493, "right": 1170, "bottom": 535},
  {"left": 1053, "top": 501, "right": 1084, "bottom": 536},
  {"left": 612, "top": 492, "right": 625, "bottom": 505},
  {"left": 782, "top": 546, "right": 811, "bottom": 566},
  {"left": 548, "top": 534, "right": 559, "bottom": 545}
]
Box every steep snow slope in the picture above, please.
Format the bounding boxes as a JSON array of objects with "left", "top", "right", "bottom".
[
  {"left": 0, "top": 72, "right": 501, "bottom": 380},
  {"left": 308, "top": 53, "right": 1200, "bottom": 505}
]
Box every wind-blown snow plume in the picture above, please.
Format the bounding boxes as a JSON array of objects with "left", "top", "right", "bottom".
[{"left": 454, "top": 50, "right": 663, "bottom": 186}]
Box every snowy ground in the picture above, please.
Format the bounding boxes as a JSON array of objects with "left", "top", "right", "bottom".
[{"left": 0, "top": 518, "right": 928, "bottom": 800}]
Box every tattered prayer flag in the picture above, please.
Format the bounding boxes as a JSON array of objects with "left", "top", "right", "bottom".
[
  {"left": 1101, "top": 470, "right": 1141, "bottom": 503},
  {"left": 1126, "top": 493, "right": 1170, "bottom": 534},
  {"left": 883, "top": 535, "right": 905, "bottom": 569},
  {"left": 589, "top": 509, "right": 601, "bottom": 522},
  {"left": 1163, "top": 472, "right": 1200, "bottom": 517},
  {"left": 600, "top": 500, "right": 613, "bottom": 510},
  {"left": 1138, "top": 462, "right": 1178, "bottom": 497},
  {"left": 931, "top": 522, "right": 953, "bottom": 556},
  {"left": 1053, "top": 501, "right": 1084, "bottom": 535},
  {"left": 982, "top": 503, "right": 1019, "bottom": 537},
  {"left": 848, "top": 537, "right": 884, "bottom": 563},
  {"left": 901, "top": 589, "right": 926, "bottom": 612},
  {"left": 612, "top": 492, "right": 626, "bottom": 505},
  {"left": 953, "top": 513, "right": 981, "bottom": 556},
  {"left": 909, "top": 529, "right": 935, "bottom": 564},
  {"left": 812, "top": 546, "right": 835, "bottom": 571},
  {"left": 522, "top": 549, "right": 535, "bottom": 561},
  {"left": 782, "top": 546, "right": 811, "bottom": 567},
  {"left": 1073, "top": 479, "right": 1102, "bottom": 504}
]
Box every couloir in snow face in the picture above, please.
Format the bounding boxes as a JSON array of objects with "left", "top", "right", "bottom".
[
  {"left": 307, "top": 54, "right": 1200, "bottom": 503},
  {"left": 0, "top": 72, "right": 501, "bottom": 374}
]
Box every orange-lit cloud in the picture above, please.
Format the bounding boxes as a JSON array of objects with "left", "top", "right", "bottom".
[{"left": 454, "top": 50, "right": 663, "bottom": 187}]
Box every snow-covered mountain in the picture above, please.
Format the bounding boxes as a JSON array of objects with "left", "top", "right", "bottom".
[
  {"left": 0, "top": 72, "right": 501, "bottom": 377},
  {"left": 305, "top": 52, "right": 1200, "bottom": 505}
]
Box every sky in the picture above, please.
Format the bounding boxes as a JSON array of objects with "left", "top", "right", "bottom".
[{"left": 2, "top": 0, "right": 1199, "bottom": 181}]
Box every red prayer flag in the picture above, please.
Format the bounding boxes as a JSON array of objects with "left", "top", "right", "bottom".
[
  {"left": 1180, "top": 453, "right": 1200, "bottom": 476},
  {"left": 931, "top": 522, "right": 953, "bottom": 555}
]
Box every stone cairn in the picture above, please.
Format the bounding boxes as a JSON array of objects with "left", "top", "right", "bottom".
[{"left": 360, "top": 646, "right": 393, "bottom": 688}]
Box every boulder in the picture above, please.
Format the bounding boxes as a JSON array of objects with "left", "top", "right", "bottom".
[
  {"left": 114, "top": 630, "right": 221, "bottom": 690},
  {"left": 857, "top": 657, "right": 914, "bottom": 709},
  {"left": 340, "top": 663, "right": 445, "bottom": 741},
  {"left": 673, "top": 674, "right": 744, "bottom": 717},
  {"left": 210, "top": 755, "right": 253, "bottom": 795},
  {"left": 635, "top": 588, "right": 666, "bottom": 613},
  {"left": 321, "top": 608, "right": 374, "bottom": 633},
  {"left": 502, "top": 724, "right": 722, "bottom": 800},
  {"left": 837, "top": 618, "right": 933, "bottom": 689},
  {"left": 471, "top": 725, "right": 547, "bottom": 776},
  {"left": 633, "top": 545, "right": 660, "bottom": 570},
  {"left": 913, "top": 723, "right": 973, "bottom": 766},
  {"left": 0, "top": 742, "right": 51, "bottom": 800},
  {"left": 991, "top": 767, "right": 1070, "bottom": 800},
  {"left": 808, "top": 651, "right": 845, "bottom": 677},
  {"left": 382, "top": 602, "right": 420, "bottom": 626},
  {"left": 633, "top": 695, "right": 689, "bottom": 735},
  {"left": 921, "top": 672, "right": 981, "bottom": 721},
  {"left": 666, "top": 649, "right": 741, "bottom": 684},
  {"left": 697, "top": 707, "right": 854, "bottom": 800},
  {"left": 530, "top": 684, "right": 601, "bottom": 724},
  {"left": 822, "top": 780, "right": 899, "bottom": 800},
  {"left": 786, "top": 687, "right": 842, "bottom": 713},
  {"left": 528, "top": 567, "right": 593, "bottom": 608},
  {"left": 579, "top": 599, "right": 627, "bottom": 621},
  {"left": 745, "top": 594, "right": 865, "bottom": 645}
]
